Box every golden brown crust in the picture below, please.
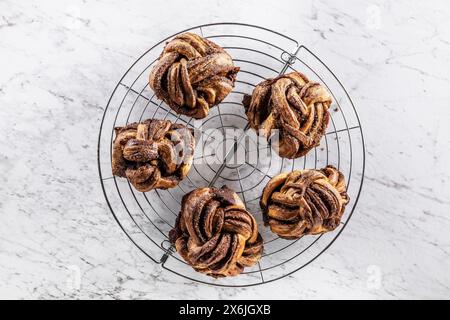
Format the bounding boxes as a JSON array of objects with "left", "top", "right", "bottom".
[
  {"left": 111, "top": 119, "right": 195, "bottom": 192},
  {"left": 149, "top": 32, "right": 240, "bottom": 119},
  {"left": 260, "top": 166, "right": 349, "bottom": 239},
  {"left": 169, "top": 186, "right": 263, "bottom": 277},
  {"left": 243, "top": 71, "right": 332, "bottom": 159}
]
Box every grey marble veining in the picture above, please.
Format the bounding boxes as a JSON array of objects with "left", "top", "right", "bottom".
[{"left": 0, "top": 0, "right": 449, "bottom": 299}]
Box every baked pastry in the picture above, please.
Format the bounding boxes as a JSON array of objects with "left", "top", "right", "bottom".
[
  {"left": 169, "top": 186, "right": 263, "bottom": 277},
  {"left": 112, "top": 119, "right": 195, "bottom": 192},
  {"left": 260, "top": 166, "right": 349, "bottom": 239},
  {"left": 149, "top": 32, "right": 240, "bottom": 119},
  {"left": 243, "top": 71, "right": 332, "bottom": 159}
]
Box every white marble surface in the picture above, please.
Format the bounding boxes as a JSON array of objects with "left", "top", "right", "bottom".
[{"left": 1, "top": 0, "right": 449, "bottom": 299}]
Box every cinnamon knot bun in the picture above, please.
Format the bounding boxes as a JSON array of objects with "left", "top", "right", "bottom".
[
  {"left": 243, "top": 71, "right": 332, "bottom": 159},
  {"left": 112, "top": 119, "right": 195, "bottom": 192},
  {"left": 169, "top": 186, "right": 263, "bottom": 277},
  {"left": 260, "top": 166, "right": 349, "bottom": 239},
  {"left": 149, "top": 32, "right": 240, "bottom": 119}
]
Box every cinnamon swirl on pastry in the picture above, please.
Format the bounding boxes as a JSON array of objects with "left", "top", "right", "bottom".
[
  {"left": 260, "top": 166, "right": 349, "bottom": 239},
  {"left": 149, "top": 32, "right": 240, "bottom": 119},
  {"left": 169, "top": 186, "right": 263, "bottom": 277},
  {"left": 243, "top": 71, "right": 332, "bottom": 159},
  {"left": 112, "top": 119, "right": 195, "bottom": 192}
]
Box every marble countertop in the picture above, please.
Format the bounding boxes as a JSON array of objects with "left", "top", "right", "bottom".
[{"left": 1, "top": 0, "right": 449, "bottom": 299}]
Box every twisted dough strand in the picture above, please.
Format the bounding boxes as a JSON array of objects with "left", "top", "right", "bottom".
[
  {"left": 112, "top": 119, "right": 195, "bottom": 192},
  {"left": 149, "top": 32, "right": 240, "bottom": 119},
  {"left": 260, "top": 166, "right": 349, "bottom": 239},
  {"left": 243, "top": 71, "right": 332, "bottom": 159},
  {"left": 169, "top": 186, "right": 263, "bottom": 277}
]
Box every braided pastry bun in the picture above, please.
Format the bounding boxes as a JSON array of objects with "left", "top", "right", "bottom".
[
  {"left": 243, "top": 71, "right": 332, "bottom": 159},
  {"left": 149, "top": 32, "right": 240, "bottom": 119},
  {"left": 260, "top": 166, "right": 349, "bottom": 239},
  {"left": 169, "top": 186, "right": 263, "bottom": 278},
  {"left": 112, "top": 119, "right": 195, "bottom": 192}
]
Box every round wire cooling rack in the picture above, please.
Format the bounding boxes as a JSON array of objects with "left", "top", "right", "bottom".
[{"left": 97, "top": 22, "right": 366, "bottom": 287}]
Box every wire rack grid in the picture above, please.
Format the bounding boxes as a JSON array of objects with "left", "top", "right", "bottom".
[{"left": 97, "top": 22, "right": 366, "bottom": 287}]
